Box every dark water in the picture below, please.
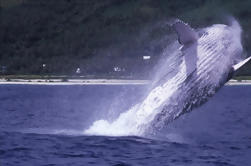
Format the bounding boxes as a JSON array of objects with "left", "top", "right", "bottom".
[{"left": 0, "top": 85, "right": 251, "bottom": 166}]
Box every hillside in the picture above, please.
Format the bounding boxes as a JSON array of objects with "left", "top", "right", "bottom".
[{"left": 0, "top": 0, "right": 251, "bottom": 77}]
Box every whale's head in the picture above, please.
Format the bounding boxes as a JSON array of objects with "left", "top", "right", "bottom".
[
  {"left": 204, "top": 19, "right": 243, "bottom": 65},
  {"left": 171, "top": 18, "right": 245, "bottom": 84}
]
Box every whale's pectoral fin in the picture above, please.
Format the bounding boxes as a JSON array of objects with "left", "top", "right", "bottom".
[
  {"left": 227, "top": 57, "right": 251, "bottom": 81},
  {"left": 232, "top": 56, "right": 251, "bottom": 72},
  {"left": 172, "top": 19, "right": 198, "bottom": 45}
]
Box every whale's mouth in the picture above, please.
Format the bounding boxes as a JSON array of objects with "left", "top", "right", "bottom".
[{"left": 84, "top": 19, "right": 244, "bottom": 137}]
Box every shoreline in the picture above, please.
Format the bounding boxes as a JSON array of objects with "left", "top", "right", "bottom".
[
  {"left": 225, "top": 80, "right": 251, "bottom": 86},
  {"left": 0, "top": 79, "right": 150, "bottom": 85},
  {"left": 0, "top": 79, "right": 250, "bottom": 85}
]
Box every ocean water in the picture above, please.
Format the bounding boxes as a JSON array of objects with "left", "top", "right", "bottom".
[{"left": 0, "top": 84, "right": 251, "bottom": 166}]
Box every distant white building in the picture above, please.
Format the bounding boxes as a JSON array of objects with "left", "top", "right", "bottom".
[
  {"left": 76, "top": 68, "right": 81, "bottom": 74},
  {"left": 114, "top": 66, "right": 121, "bottom": 72},
  {"left": 113, "top": 66, "right": 125, "bottom": 72},
  {"left": 143, "top": 56, "right": 151, "bottom": 60}
]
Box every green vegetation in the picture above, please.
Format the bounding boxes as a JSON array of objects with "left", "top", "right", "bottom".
[
  {"left": 0, "top": 74, "right": 137, "bottom": 81},
  {"left": 0, "top": 0, "right": 251, "bottom": 78},
  {"left": 0, "top": 0, "right": 26, "bottom": 8},
  {"left": 234, "top": 76, "right": 251, "bottom": 81}
]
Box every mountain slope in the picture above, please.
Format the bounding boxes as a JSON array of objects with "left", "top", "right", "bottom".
[{"left": 0, "top": 0, "right": 250, "bottom": 76}]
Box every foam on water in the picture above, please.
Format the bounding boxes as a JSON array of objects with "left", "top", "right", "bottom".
[{"left": 84, "top": 18, "right": 243, "bottom": 136}]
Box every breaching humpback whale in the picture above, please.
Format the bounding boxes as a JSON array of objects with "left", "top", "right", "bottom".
[
  {"left": 85, "top": 18, "right": 251, "bottom": 136},
  {"left": 152, "top": 18, "right": 251, "bottom": 130}
]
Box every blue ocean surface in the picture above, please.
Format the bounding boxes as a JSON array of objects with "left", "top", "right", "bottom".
[{"left": 0, "top": 84, "right": 251, "bottom": 166}]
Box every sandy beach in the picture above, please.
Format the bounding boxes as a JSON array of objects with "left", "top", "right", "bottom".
[
  {"left": 0, "top": 78, "right": 250, "bottom": 85},
  {"left": 225, "top": 79, "right": 251, "bottom": 86}
]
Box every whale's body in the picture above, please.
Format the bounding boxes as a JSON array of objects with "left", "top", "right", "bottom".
[{"left": 85, "top": 19, "right": 250, "bottom": 136}]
